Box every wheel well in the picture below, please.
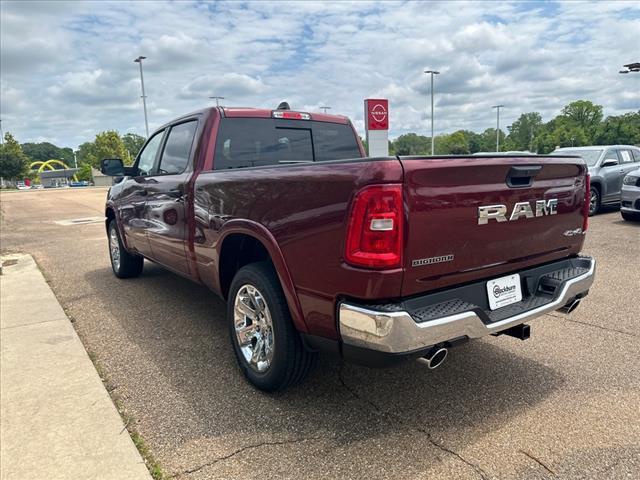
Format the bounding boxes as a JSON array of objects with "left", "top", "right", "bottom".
[
  {"left": 591, "top": 181, "right": 601, "bottom": 194},
  {"left": 219, "top": 234, "right": 271, "bottom": 299},
  {"left": 105, "top": 208, "right": 115, "bottom": 232}
]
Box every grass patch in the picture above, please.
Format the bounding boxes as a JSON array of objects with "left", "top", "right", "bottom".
[{"left": 88, "top": 350, "right": 166, "bottom": 480}]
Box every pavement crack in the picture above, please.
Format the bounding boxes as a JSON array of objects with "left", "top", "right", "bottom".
[
  {"left": 338, "top": 366, "right": 490, "bottom": 480},
  {"left": 519, "top": 449, "right": 556, "bottom": 476},
  {"left": 558, "top": 316, "right": 636, "bottom": 337},
  {"left": 173, "top": 436, "right": 324, "bottom": 477}
]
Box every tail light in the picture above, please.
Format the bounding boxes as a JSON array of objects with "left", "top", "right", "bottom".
[
  {"left": 582, "top": 174, "right": 590, "bottom": 232},
  {"left": 345, "top": 184, "right": 403, "bottom": 269}
]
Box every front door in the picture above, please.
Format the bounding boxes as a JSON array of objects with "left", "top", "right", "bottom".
[
  {"left": 601, "top": 149, "right": 623, "bottom": 201},
  {"left": 117, "top": 130, "right": 166, "bottom": 257},
  {"left": 144, "top": 120, "right": 198, "bottom": 277}
]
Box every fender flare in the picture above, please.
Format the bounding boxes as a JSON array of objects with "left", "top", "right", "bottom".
[
  {"left": 105, "top": 202, "right": 134, "bottom": 253},
  {"left": 217, "top": 219, "right": 309, "bottom": 334}
]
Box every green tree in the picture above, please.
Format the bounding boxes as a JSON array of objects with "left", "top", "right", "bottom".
[
  {"left": 560, "top": 100, "right": 603, "bottom": 137},
  {"left": 0, "top": 133, "right": 29, "bottom": 180},
  {"left": 435, "top": 131, "right": 469, "bottom": 154},
  {"left": 478, "top": 128, "right": 507, "bottom": 152},
  {"left": 81, "top": 131, "right": 130, "bottom": 168},
  {"left": 122, "top": 133, "right": 146, "bottom": 161},
  {"left": 76, "top": 163, "right": 93, "bottom": 182},
  {"left": 506, "top": 112, "right": 543, "bottom": 152},
  {"left": 594, "top": 111, "right": 640, "bottom": 145},
  {"left": 392, "top": 133, "right": 430, "bottom": 155}
]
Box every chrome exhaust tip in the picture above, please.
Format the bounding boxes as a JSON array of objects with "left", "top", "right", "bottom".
[
  {"left": 559, "top": 299, "right": 581, "bottom": 314},
  {"left": 417, "top": 347, "right": 448, "bottom": 369}
]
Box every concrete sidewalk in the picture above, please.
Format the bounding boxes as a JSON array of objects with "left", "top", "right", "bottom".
[{"left": 0, "top": 254, "right": 151, "bottom": 480}]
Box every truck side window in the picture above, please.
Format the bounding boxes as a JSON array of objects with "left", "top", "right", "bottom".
[
  {"left": 136, "top": 130, "right": 164, "bottom": 176},
  {"left": 158, "top": 121, "right": 198, "bottom": 174}
]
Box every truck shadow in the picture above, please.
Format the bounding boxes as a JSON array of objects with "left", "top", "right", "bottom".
[{"left": 84, "top": 263, "right": 565, "bottom": 477}]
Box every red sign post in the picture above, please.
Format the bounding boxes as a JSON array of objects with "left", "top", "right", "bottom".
[
  {"left": 364, "top": 99, "right": 389, "bottom": 156},
  {"left": 365, "top": 99, "right": 389, "bottom": 131}
]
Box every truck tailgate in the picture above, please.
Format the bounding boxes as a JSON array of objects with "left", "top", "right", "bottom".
[{"left": 400, "top": 155, "right": 588, "bottom": 297}]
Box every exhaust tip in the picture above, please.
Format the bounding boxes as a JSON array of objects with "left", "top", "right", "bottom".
[
  {"left": 417, "top": 347, "right": 448, "bottom": 369},
  {"left": 559, "top": 299, "right": 581, "bottom": 314}
]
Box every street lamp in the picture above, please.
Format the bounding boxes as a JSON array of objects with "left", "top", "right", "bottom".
[
  {"left": 134, "top": 56, "right": 149, "bottom": 137},
  {"left": 619, "top": 62, "right": 640, "bottom": 74},
  {"left": 424, "top": 70, "right": 440, "bottom": 155},
  {"left": 209, "top": 96, "right": 225, "bottom": 107},
  {"left": 320, "top": 106, "right": 331, "bottom": 113},
  {"left": 492, "top": 105, "right": 504, "bottom": 152}
]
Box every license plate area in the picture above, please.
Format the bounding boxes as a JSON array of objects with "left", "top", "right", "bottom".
[{"left": 486, "top": 274, "right": 522, "bottom": 310}]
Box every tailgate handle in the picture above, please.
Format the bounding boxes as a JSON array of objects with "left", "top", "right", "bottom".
[{"left": 506, "top": 165, "right": 542, "bottom": 188}]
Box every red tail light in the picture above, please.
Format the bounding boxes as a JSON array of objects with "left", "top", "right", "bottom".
[
  {"left": 345, "top": 184, "right": 403, "bottom": 269},
  {"left": 582, "top": 174, "right": 590, "bottom": 232}
]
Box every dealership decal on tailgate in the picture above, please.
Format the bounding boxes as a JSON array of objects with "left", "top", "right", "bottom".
[{"left": 486, "top": 274, "right": 522, "bottom": 310}]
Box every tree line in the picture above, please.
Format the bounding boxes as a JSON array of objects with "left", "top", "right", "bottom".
[
  {"left": 385, "top": 100, "right": 639, "bottom": 155},
  {"left": 1, "top": 99, "right": 639, "bottom": 183}
]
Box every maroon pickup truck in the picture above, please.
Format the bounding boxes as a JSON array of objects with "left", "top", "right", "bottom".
[{"left": 101, "top": 105, "right": 595, "bottom": 391}]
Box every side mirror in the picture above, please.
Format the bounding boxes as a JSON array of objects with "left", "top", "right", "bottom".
[
  {"left": 602, "top": 159, "right": 618, "bottom": 167},
  {"left": 100, "top": 158, "right": 125, "bottom": 176}
]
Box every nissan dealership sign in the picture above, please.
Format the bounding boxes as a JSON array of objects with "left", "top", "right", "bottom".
[{"left": 364, "top": 99, "right": 389, "bottom": 156}]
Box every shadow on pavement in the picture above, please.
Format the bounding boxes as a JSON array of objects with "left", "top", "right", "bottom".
[{"left": 84, "top": 262, "right": 565, "bottom": 476}]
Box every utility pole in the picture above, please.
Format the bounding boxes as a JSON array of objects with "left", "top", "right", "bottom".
[
  {"left": 209, "top": 96, "right": 225, "bottom": 107},
  {"left": 492, "top": 105, "right": 504, "bottom": 152},
  {"left": 424, "top": 70, "right": 440, "bottom": 155},
  {"left": 134, "top": 56, "right": 149, "bottom": 137},
  {"left": 320, "top": 106, "right": 331, "bottom": 113}
]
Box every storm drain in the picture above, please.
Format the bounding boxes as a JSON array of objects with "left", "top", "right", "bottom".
[{"left": 54, "top": 216, "right": 105, "bottom": 226}]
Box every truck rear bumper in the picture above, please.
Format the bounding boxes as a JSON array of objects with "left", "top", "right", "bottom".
[{"left": 338, "top": 256, "right": 595, "bottom": 358}]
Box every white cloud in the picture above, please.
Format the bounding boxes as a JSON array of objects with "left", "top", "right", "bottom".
[{"left": 0, "top": 0, "right": 638, "bottom": 148}]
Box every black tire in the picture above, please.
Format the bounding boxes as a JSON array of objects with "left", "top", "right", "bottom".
[
  {"left": 621, "top": 211, "right": 640, "bottom": 222},
  {"left": 589, "top": 186, "right": 600, "bottom": 216},
  {"left": 227, "top": 262, "right": 317, "bottom": 391},
  {"left": 108, "top": 220, "right": 143, "bottom": 278}
]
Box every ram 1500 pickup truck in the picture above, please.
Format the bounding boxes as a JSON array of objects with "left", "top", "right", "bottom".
[{"left": 101, "top": 105, "right": 596, "bottom": 391}]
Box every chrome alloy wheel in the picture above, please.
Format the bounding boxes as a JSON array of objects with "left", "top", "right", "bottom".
[
  {"left": 109, "top": 225, "right": 121, "bottom": 271},
  {"left": 233, "top": 284, "right": 275, "bottom": 373}
]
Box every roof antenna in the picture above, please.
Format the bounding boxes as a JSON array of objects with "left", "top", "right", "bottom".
[{"left": 277, "top": 101, "right": 291, "bottom": 110}]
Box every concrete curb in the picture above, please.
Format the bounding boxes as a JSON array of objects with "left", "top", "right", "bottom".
[{"left": 0, "top": 254, "right": 152, "bottom": 480}]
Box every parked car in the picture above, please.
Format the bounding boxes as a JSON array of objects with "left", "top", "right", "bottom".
[
  {"left": 100, "top": 105, "right": 595, "bottom": 391},
  {"left": 553, "top": 145, "right": 640, "bottom": 215},
  {"left": 621, "top": 167, "right": 640, "bottom": 221}
]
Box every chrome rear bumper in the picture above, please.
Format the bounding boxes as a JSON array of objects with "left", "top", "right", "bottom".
[{"left": 339, "top": 257, "right": 596, "bottom": 354}]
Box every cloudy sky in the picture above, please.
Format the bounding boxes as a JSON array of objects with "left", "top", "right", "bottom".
[{"left": 1, "top": 0, "right": 638, "bottom": 148}]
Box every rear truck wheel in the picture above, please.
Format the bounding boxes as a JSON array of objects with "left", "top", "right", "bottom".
[
  {"left": 589, "top": 186, "right": 600, "bottom": 216},
  {"left": 108, "top": 220, "right": 143, "bottom": 278},
  {"left": 228, "top": 262, "right": 317, "bottom": 391},
  {"left": 621, "top": 211, "right": 640, "bottom": 222}
]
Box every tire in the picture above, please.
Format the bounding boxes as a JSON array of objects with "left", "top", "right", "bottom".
[
  {"left": 227, "top": 262, "right": 317, "bottom": 391},
  {"left": 621, "top": 211, "right": 640, "bottom": 222},
  {"left": 108, "top": 220, "right": 143, "bottom": 278},
  {"left": 589, "top": 186, "right": 600, "bottom": 216}
]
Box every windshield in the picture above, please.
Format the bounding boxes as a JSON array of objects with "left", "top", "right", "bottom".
[{"left": 557, "top": 149, "right": 602, "bottom": 166}]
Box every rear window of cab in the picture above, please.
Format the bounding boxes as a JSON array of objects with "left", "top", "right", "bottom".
[{"left": 213, "top": 118, "right": 362, "bottom": 170}]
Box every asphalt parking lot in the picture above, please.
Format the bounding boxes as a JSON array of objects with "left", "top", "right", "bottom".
[{"left": 1, "top": 188, "right": 638, "bottom": 480}]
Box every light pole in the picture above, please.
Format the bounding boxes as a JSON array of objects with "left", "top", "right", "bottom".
[
  {"left": 492, "top": 105, "right": 504, "bottom": 152},
  {"left": 424, "top": 70, "right": 440, "bottom": 155},
  {"left": 134, "top": 56, "right": 149, "bottom": 137},
  {"left": 209, "top": 96, "right": 225, "bottom": 107},
  {"left": 320, "top": 106, "right": 331, "bottom": 113}
]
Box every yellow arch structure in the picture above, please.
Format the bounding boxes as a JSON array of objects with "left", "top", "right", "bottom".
[{"left": 30, "top": 160, "right": 78, "bottom": 182}]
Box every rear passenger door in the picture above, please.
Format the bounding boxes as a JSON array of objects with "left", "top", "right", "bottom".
[
  {"left": 144, "top": 120, "right": 199, "bottom": 276},
  {"left": 619, "top": 149, "right": 639, "bottom": 185}
]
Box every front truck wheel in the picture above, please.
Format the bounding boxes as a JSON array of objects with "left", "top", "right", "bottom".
[
  {"left": 227, "top": 262, "right": 317, "bottom": 391},
  {"left": 108, "top": 220, "right": 143, "bottom": 278}
]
